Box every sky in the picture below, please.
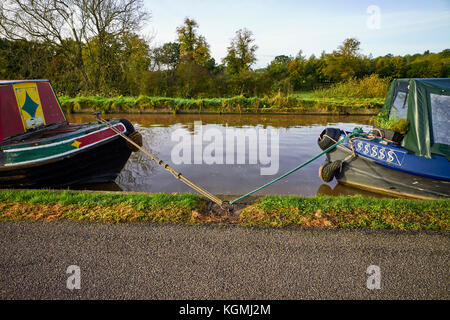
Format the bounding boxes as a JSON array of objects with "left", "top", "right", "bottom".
[{"left": 142, "top": 0, "right": 450, "bottom": 68}]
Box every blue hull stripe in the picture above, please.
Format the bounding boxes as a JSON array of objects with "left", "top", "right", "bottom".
[{"left": 339, "top": 132, "right": 450, "bottom": 181}]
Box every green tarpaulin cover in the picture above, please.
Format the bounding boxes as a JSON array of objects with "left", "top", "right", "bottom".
[{"left": 382, "top": 78, "right": 450, "bottom": 159}]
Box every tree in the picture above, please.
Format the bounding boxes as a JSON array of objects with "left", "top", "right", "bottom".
[
  {"left": 324, "top": 38, "right": 363, "bottom": 81},
  {"left": 151, "top": 42, "right": 180, "bottom": 71},
  {"left": 175, "top": 56, "right": 214, "bottom": 98},
  {"left": 267, "top": 55, "right": 292, "bottom": 80},
  {"left": 338, "top": 38, "right": 361, "bottom": 57},
  {"left": 390, "top": 56, "right": 407, "bottom": 78},
  {"left": 176, "top": 18, "right": 211, "bottom": 67},
  {"left": 0, "top": 0, "right": 150, "bottom": 91},
  {"left": 0, "top": 38, "right": 52, "bottom": 79},
  {"left": 117, "top": 34, "right": 151, "bottom": 95},
  {"left": 287, "top": 53, "right": 325, "bottom": 90},
  {"left": 223, "top": 28, "right": 258, "bottom": 75}
]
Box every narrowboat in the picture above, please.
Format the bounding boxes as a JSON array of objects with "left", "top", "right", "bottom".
[
  {"left": 0, "top": 80, "right": 142, "bottom": 188},
  {"left": 317, "top": 78, "right": 450, "bottom": 199}
]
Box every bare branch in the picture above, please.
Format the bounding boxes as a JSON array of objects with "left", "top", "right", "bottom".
[{"left": 0, "top": 0, "right": 150, "bottom": 90}]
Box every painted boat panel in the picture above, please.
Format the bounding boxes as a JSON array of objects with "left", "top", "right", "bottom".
[
  {"left": 3, "top": 123, "right": 126, "bottom": 166},
  {"left": 325, "top": 131, "right": 450, "bottom": 198},
  {"left": 0, "top": 134, "right": 132, "bottom": 187},
  {"left": 340, "top": 133, "right": 450, "bottom": 181},
  {"left": 0, "top": 80, "right": 66, "bottom": 141},
  {"left": 0, "top": 84, "right": 23, "bottom": 140},
  {"left": 327, "top": 146, "right": 450, "bottom": 198}
]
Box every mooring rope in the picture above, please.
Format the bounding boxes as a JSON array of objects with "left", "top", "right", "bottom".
[
  {"left": 228, "top": 127, "right": 363, "bottom": 204},
  {"left": 96, "top": 112, "right": 362, "bottom": 208},
  {"left": 94, "top": 114, "right": 226, "bottom": 208}
]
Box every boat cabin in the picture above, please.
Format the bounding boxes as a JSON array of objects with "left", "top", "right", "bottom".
[
  {"left": 382, "top": 78, "right": 450, "bottom": 159},
  {"left": 0, "top": 80, "right": 66, "bottom": 142}
]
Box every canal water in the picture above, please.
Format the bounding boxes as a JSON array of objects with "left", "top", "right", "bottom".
[{"left": 68, "top": 113, "right": 384, "bottom": 197}]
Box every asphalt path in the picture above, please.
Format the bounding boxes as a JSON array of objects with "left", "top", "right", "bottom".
[{"left": 0, "top": 221, "right": 448, "bottom": 299}]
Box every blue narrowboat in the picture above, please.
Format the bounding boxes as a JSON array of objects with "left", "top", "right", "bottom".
[{"left": 318, "top": 78, "right": 450, "bottom": 199}]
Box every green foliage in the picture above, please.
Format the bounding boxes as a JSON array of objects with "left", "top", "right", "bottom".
[
  {"left": 0, "top": 0, "right": 150, "bottom": 95},
  {"left": 313, "top": 74, "right": 390, "bottom": 99},
  {"left": 373, "top": 110, "right": 410, "bottom": 134},
  {"left": 176, "top": 18, "right": 212, "bottom": 67},
  {"left": 223, "top": 28, "right": 258, "bottom": 75},
  {"left": 1, "top": 24, "right": 449, "bottom": 99},
  {"left": 389, "top": 118, "right": 410, "bottom": 135},
  {"left": 175, "top": 56, "right": 215, "bottom": 98},
  {"left": 59, "top": 92, "right": 384, "bottom": 114},
  {"left": 151, "top": 42, "right": 180, "bottom": 70},
  {"left": 323, "top": 38, "right": 364, "bottom": 81}
]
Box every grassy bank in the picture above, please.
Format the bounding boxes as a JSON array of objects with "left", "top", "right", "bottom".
[
  {"left": 241, "top": 195, "right": 449, "bottom": 230},
  {"left": 59, "top": 94, "right": 384, "bottom": 115},
  {"left": 1, "top": 190, "right": 448, "bottom": 231},
  {"left": 59, "top": 76, "right": 387, "bottom": 115}
]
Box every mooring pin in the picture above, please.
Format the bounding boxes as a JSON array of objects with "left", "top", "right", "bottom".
[{"left": 221, "top": 200, "right": 234, "bottom": 213}]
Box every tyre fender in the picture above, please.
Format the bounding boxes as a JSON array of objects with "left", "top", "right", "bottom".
[
  {"left": 318, "top": 128, "right": 341, "bottom": 151},
  {"left": 318, "top": 160, "right": 342, "bottom": 183}
]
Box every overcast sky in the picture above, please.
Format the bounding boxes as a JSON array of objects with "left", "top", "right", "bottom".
[{"left": 142, "top": 0, "right": 450, "bottom": 68}]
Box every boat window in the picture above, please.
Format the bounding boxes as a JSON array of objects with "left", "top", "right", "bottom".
[
  {"left": 390, "top": 90, "right": 408, "bottom": 119},
  {"left": 430, "top": 93, "right": 450, "bottom": 146}
]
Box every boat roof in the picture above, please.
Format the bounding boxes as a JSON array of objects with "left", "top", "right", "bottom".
[
  {"left": 394, "top": 78, "right": 450, "bottom": 90},
  {"left": 0, "top": 79, "right": 50, "bottom": 85},
  {"left": 383, "top": 78, "right": 450, "bottom": 159}
]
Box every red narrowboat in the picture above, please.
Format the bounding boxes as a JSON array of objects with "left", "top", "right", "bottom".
[{"left": 0, "top": 80, "right": 142, "bottom": 187}]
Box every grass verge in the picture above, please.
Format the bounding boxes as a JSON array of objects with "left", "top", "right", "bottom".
[
  {"left": 0, "top": 190, "right": 448, "bottom": 231},
  {"left": 241, "top": 195, "right": 449, "bottom": 230}
]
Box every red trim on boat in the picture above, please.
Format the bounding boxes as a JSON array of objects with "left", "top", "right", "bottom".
[{"left": 75, "top": 123, "right": 126, "bottom": 149}]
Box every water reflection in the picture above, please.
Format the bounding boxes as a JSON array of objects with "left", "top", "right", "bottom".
[
  {"left": 68, "top": 113, "right": 373, "bottom": 128},
  {"left": 316, "top": 184, "right": 390, "bottom": 198},
  {"left": 71, "top": 181, "right": 123, "bottom": 191},
  {"left": 67, "top": 113, "right": 384, "bottom": 197}
]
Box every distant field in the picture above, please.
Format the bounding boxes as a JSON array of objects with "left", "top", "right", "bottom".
[
  {"left": 1, "top": 190, "right": 448, "bottom": 231},
  {"left": 291, "top": 92, "right": 384, "bottom": 106}
]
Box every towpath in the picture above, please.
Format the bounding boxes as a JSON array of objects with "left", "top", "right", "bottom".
[{"left": 0, "top": 221, "right": 448, "bottom": 299}]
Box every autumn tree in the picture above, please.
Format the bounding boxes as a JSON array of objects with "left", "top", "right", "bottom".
[
  {"left": 324, "top": 38, "right": 363, "bottom": 81},
  {"left": 176, "top": 18, "right": 212, "bottom": 67},
  {"left": 223, "top": 28, "right": 258, "bottom": 75},
  {"left": 115, "top": 34, "right": 151, "bottom": 95},
  {"left": 0, "top": 0, "right": 150, "bottom": 92}
]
